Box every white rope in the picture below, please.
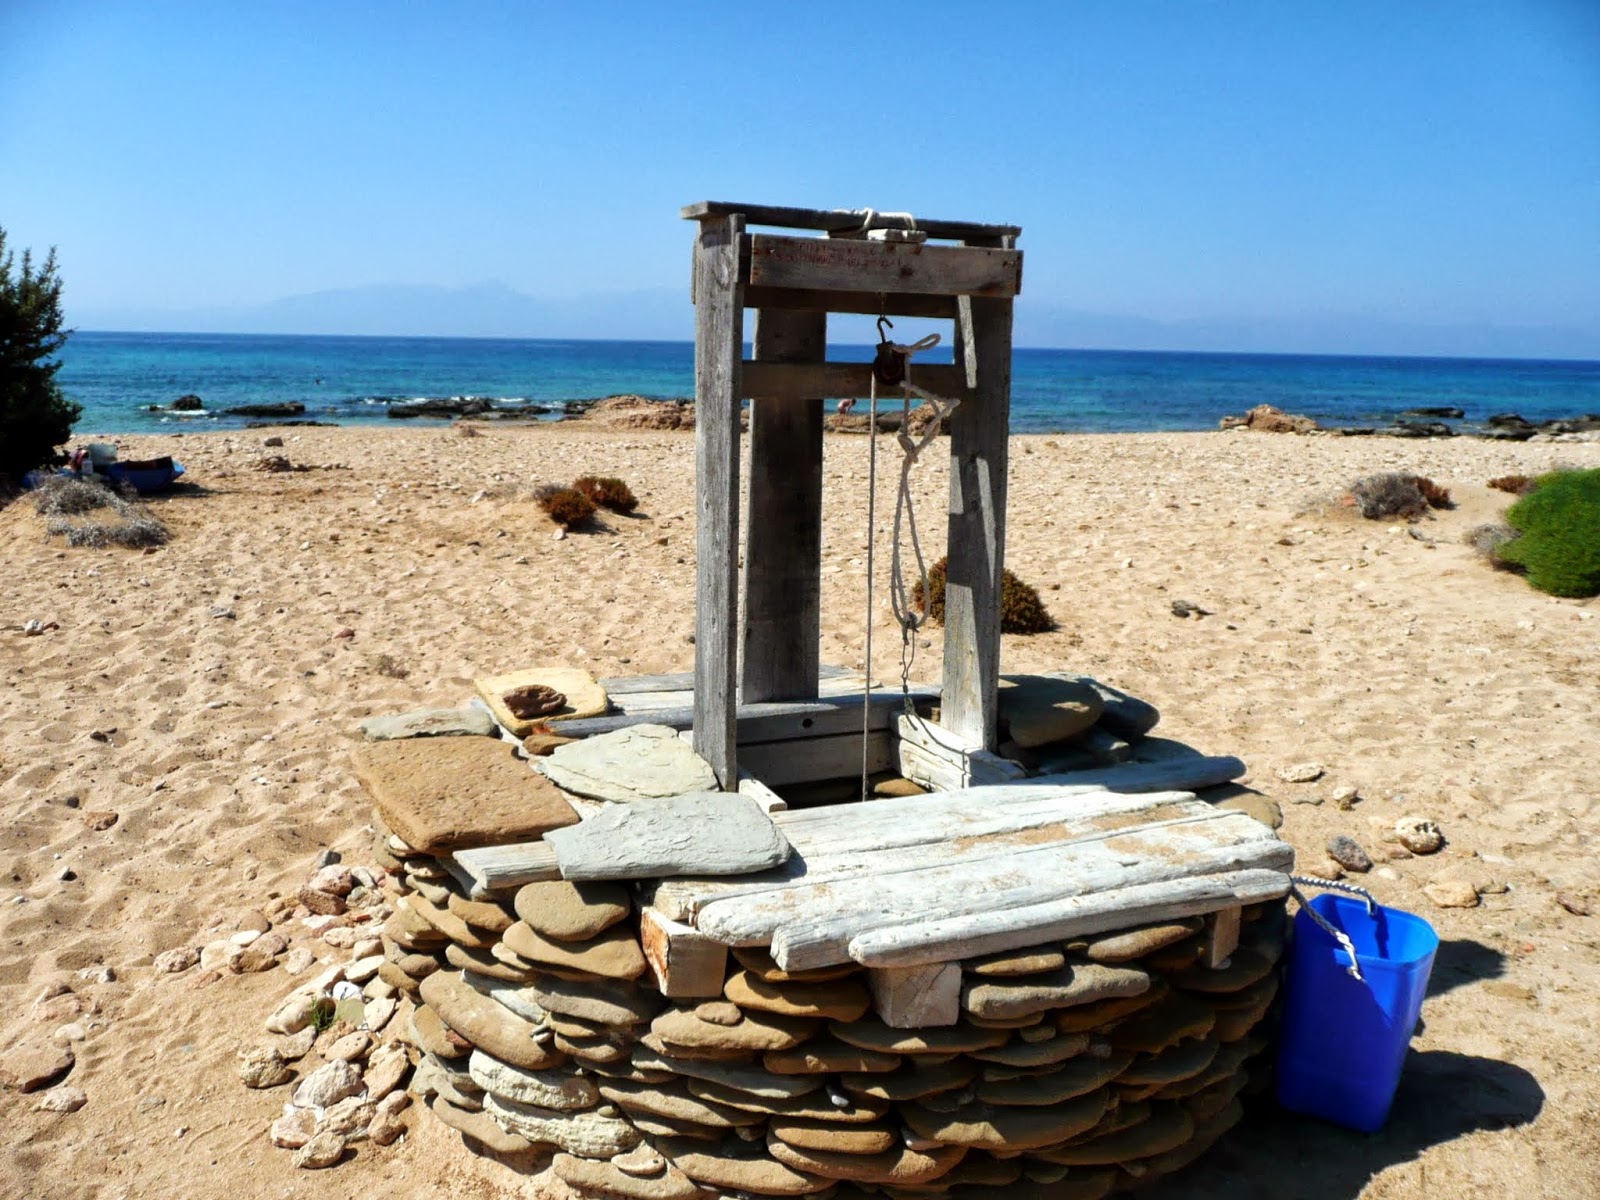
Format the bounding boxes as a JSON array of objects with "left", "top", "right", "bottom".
[
  {"left": 846, "top": 208, "right": 919, "bottom": 235},
  {"left": 858, "top": 333, "right": 961, "bottom": 800}
]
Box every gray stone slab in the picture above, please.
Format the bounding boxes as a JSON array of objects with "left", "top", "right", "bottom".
[
  {"left": 545, "top": 793, "right": 792, "bottom": 881},
  {"left": 359, "top": 707, "right": 497, "bottom": 741},
  {"left": 537, "top": 723, "right": 718, "bottom": 803}
]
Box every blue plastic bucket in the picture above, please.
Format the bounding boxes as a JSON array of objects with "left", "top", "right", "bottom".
[{"left": 1276, "top": 892, "right": 1439, "bottom": 1132}]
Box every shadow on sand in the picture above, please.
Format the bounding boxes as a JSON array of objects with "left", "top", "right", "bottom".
[{"left": 1138, "top": 1049, "right": 1544, "bottom": 1200}]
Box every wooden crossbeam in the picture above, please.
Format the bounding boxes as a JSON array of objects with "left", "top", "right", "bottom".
[
  {"left": 747, "top": 234, "right": 1022, "bottom": 298},
  {"left": 741, "top": 361, "right": 970, "bottom": 402}
]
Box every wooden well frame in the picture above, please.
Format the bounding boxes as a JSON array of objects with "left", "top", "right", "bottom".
[{"left": 682, "top": 201, "right": 1023, "bottom": 789}]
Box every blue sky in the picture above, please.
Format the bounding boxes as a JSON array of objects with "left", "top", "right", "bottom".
[{"left": 2, "top": 1, "right": 1597, "bottom": 356}]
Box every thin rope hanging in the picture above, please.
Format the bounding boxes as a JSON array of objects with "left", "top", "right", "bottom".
[{"left": 856, "top": 318, "right": 962, "bottom": 800}]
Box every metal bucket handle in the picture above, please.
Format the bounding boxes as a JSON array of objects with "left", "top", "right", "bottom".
[{"left": 1289, "top": 874, "right": 1377, "bottom": 984}]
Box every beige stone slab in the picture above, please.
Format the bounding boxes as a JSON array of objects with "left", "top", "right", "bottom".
[
  {"left": 352, "top": 736, "right": 578, "bottom": 854},
  {"left": 475, "top": 665, "right": 609, "bottom": 737}
]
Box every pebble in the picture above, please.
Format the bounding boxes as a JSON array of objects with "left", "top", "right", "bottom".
[
  {"left": 1395, "top": 816, "right": 1444, "bottom": 854},
  {"left": 292, "top": 1131, "right": 346, "bottom": 1169},
  {"left": 78, "top": 965, "right": 116, "bottom": 984},
  {"left": 0, "top": 1043, "right": 75, "bottom": 1093},
  {"left": 270, "top": 1107, "right": 317, "bottom": 1148},
  {"left": 1557, "top": 893, "right": 1592, "bottom": 917},
  {"left": 35, "top": 1086, "right": 88, "bottom": 1113},
  {"left": 292, "top": 1059, "right": 365, "bottom": 1110},
  {"left": 1330, "top": 783, "right": 1360, "bottom": 810},
  {"left": 153, "top": 947, "right": 199, "bottom": 974},
  {"left": 1290, "top": 794, "right": 1324, "bottom": 806},
  {"left": 1278, "top": 762, "right": 1325, "bottom": 783},
  {"left": 137, "top": 1094, "right": 166, "bottom": 1114},
  {"left": 266, "top": 992, "right": 327, "bottom": 1036},
  {"left": 1326, "top": 835, "right": 1374, "bottom": 873},
  {"left": 239, "top": 1046, "right": 295, "bottom": 1089},
  {"left": 343, "top": 955, "right": 383, "bottom": 984},
  {"left": 282, "top": 947, "right": 316, "bottom": 975},
  {"left": 1424, "top": 879, "right": 1481, "bottom": 909}
]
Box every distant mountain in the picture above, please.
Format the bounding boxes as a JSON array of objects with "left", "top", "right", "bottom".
[{"left": 71, "top": 282, "right": 1600, "bottom": 360}]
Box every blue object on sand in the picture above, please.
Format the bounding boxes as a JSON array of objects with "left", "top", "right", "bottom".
[
  {"left": 102, "top": 458, "right": 185, "bottom": 493},
  {"left": 1276, "top": 892, "right": 1439, "bottom": 1133}
]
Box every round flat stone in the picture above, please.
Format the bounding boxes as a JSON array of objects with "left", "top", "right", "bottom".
[
  {"left": 445, "top": 942, "right": 537, "bottom": 983},
  {"left": 658, "top": 1136, "right": 835, "bottom": 1196},
  {"left": 409, "top": 1005, "right": 469, "bottom": 1059},
  {"left": 1054, "top": 981, "right": 1170, "bottom": 1034},
  {"left": 764, "top": 1033, "right": 900, "bottom": 1075},
  {"left": 502, "top": 921, "right": 647, "bottom": 982},
  {"left": 638, "top": 1031, "right": 751, "bottom": 1062},
  {"left": 1074, "top": 921, "right": 1200, "bottom": 964},
  {"left": 1171, "top": 945, "right": 1276, "bottom": 994},
  {"left": 597, "top": 1079, "right": 765, "bottom": 1129},
  {"left": 515, "top": 880, "right": 631, "bottom": 940},
  {"left": 653, "top": 1005, "right": 818, "bottom": 1054},
  {"left": 555, "top": 1033, "right": 632, "bottom": 1065},
  {"left": 970, "top": 1032, "right": 1091, "bottom": 1068},
  {"left": 1109, "top": 991, "right": 1216, "bottom": 1055},
  {"left": 1118, "top": 1035, "right": 1220, "bottom": 1087},
  {"left": 966, "top": 949, "right": 1068, "bottom": 978},
  {"left": 481, "top": 1093, "right": 641, "bottom": 1157},
  {"left": 998, "top": 676, "right": 1105, "bottom": 748},
  {"left": 529, "top": 972, "right": 663, "bottom": 1027},
  {"left": 407, "top": 894, "right": 498, "bottom": 950},
  {"left": 686, "top": 1077, "right": 890, "bottom": 1123},
  {"left": 429, "top": 1095, "right": 533, "bottom": 1156},
  {"left": 769, "top": 1117, "right": 898, "bottom": 1155},
  {"left": 419, "top": 970, "right": 567, "bottom": 1070},
  {"left": 975, "top": 1054, "right": 1132, "bottom": 1106},
  {"left": 553, "top": 1153, "right": 700, "bottom": 1200},
  {"left": 766, "top": 1134, "right": 967, "bottom": 1185},
  {"left": 962, "top": 964, "right": 1151, "bottom": 1021},
  {"left": 447, "top": 892, "right": 516, "bottom": 934},
  {"left": 468, "top": 1048, "right": 597, "bottom": 1110},
  {"left": 732, "top": 946, "right": 863, "bottom": 984},
  {"left": 827, "top": 1018, "right": 1008, "bottom": 1056},
  {"left": 1040, "top": 1102, "right": 1195, "bottom": 1165},
  {"left": 1210, "top": 975, "right": 1279, "bottom": 1042},
  {"left": 903, "top": 1089, "right": 1111, "bottom": 1151},
  {"left": 632, "top": 1047, "right": 823, "bottom": 1100},
  {"left": 838, "top": 1056, "right": 978, "bottom": 1102},
  {"left": 725, "top": 971, "right": 871, "bottom": 1022}
]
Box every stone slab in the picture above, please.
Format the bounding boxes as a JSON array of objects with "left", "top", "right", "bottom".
[
  {"left": 359, "top": 707, "right": 497, "bottom": 741},
  {"left": 545, "top": 792, "right": 791, "bottom": 880},
  {"left": 475, "top": 666, "right": 610, "bottom": 737},
  {"left": 539, "top": 724, "right": 717, "bottom": 804},
  {"left": 353, "top": 736, "right": 578, "bottom": 853},
  {"left": 998, "top": 675, "right": 1105, "bottom": 749}
]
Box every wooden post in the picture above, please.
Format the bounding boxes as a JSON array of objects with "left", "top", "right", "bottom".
[
  {"left": 693, "top": 214, "right": 746, "bottom": 789},
  {"left": 868, "top": 962, "right": 961, "bottom": 1028},
  {"left": 742, "top": 309, "right": 826, "bottom": 703},
  {"left": 1203, "top": 905, "right": 1242, "bottom": 969},
  {"left": 640, "top": 907, "right": 730, "bottom": 999},
  {"left": 941, "top": 286, "right": 1013, "bottom": 750}
]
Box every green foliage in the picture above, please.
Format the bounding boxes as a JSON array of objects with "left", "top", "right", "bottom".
[
  {"left": 1347, "top": 472, "right": 1451, "bottom": 520},
  {"left": 573, "top": 475, "right": 638, "bottom": 513},
  {"left": 915, "top": 556, "right": 1058, "bottom": 635},
  {"left": 535, "top": 483, "right": 597, "bottom": 528},
  {"left": 0, "top": 228, "right": 79, "bottom": 486},
  {"left": 1495, "top": 468, "right": 1600, "bottom": 598}
]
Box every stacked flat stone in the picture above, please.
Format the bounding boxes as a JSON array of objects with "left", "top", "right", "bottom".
[{"left": 376, "top": 839, "right": 1285, "bottom": 1199}]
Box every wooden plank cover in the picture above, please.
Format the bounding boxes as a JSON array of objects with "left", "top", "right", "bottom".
[
  {"left": 681, "top": 200, "right": 1021, "bottom": 242},
  {"left": 747, "top": 235, "right": 1021, "bottom": 298}
]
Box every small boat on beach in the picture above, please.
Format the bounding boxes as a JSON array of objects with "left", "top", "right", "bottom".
[{"left": 100, "top": 455, "right": 185, "bottom": 493}]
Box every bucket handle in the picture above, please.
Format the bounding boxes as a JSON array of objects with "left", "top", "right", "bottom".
[{"left": 1289, "top": 875, "right": 1376, "bottom": 984}]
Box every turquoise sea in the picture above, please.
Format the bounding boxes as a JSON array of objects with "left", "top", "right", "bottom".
[{"left": 58, "top": 331, "right": 1600, "bottom": 436}]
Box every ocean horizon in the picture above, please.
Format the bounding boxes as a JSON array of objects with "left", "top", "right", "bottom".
[{"left": 57, "top": 329, "right": 1600, "bottom": 437}]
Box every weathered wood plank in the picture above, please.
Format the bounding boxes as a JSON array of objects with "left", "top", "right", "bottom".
[
  {"left": 869, "top": 962, "right": 961, "bottom": 1029},
  {"left": 956, "top": 295, "right": 977, "bottom": 390},
  {"left": 741, "top": 361, "right": 970, "bottom": 403},
  {"left": 759, "top": 817, "right": 1292, "bottom": 969},
  {"left": 737, "top": 770, "right": 787, "bottom": 814},
  {"left": 1203, "top": 906, "right": 1243, "bottom": 969},
  {"left": 743, "top": 308, "right": 826, "bottom": 704},
  {"left": 641, "top": 907, "right": 729, "bottom": 999},
  {"left": 743, "top": 286, "right": 958, "bottom": 320},
  {"left": 555, "top": 689, "right": 937, "bottom": 741},
  {"left": 849, "top": 869, "right": 1291, "bottom": 969},
  {"left": 681, "top": 201, "right": 1021, "bottom": 242},
  {"left": 747, "top": 235, "right": 1021, "bottom": 298},
  {"left": 692, "top": 213, "right": 746, "bottom": 790},
  {"left": 599, "top": 665, "right": 856, "bottom": 696},
  {"left": 649, "top": 788, "right": 1211, "bottom": 919},
  {"left": 940, "top": 290, "right": 1012, "bottom": 749},
  {"left": 452, "top": 841, "right": 560, "bottom": 893},
  {"left": 738, "top": 729, "right": 892, "bottom": 787},
  {"left": 895, "top": 713, "right": 1027, "bottom": 791}
]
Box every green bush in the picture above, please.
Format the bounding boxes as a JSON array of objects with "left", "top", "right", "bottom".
[
  {"left": 1, "top": 228, "right": 80, "bottom": 486},
  {"left": 915, "top": 556, "right": 1057, "bottom": 635},
  {"left": 1495, "top": 468, "right": 1600, "bottom": 597}
]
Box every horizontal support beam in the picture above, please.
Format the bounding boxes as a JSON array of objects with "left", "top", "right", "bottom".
[
  {"left": 556, "top": 689, "right": 937, "bottom": 741},
  {"left": 747, "top": 234, "right": 1022, "bottom": 299},
  {"left": 744, "top": 286, "right": 958, "bottom": 319},
  {"left": 683, "top": 200, "right": 1021, "bottom": 242},
  {"left": 741, "top": 361, "right": 971, "bottom": 402}
]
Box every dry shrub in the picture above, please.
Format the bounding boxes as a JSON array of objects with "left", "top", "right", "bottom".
[
  {"left": 1488, "top": 474, "right": 1537, "bottom": 495},
  {"left": 915, "top": 556, "right": 1057, "bottom": 635},
  {"left": 535, "top": 484, "right": 596, "bottom": 529},
  {"left": 1464, "top": 522, "right": 1518, "bottom": 568},
  {"left": 573, "top": 475, "right": 638, "bottom": 513},
  {"left": 47, "top": 511, "right": 169, "bottom": 548},
  {"left": 456, "top": 423, "right": 481, "bottom": 438},
  {"left": 33, "top": 474, "right": 120, "bottom": 516},
  {"left": 1348, "top": 472, "right": 1452, "bottom": 520},
  {"left": 36, "top": 474, "right": 170, "bottom": 547},
  {"left": 373, "top": 653, "right": 410, "bottom": 679}
]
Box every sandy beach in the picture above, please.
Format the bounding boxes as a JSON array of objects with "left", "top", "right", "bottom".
[{"left": 3, "top": 422, "right": 1599, "bottom": 1200}]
